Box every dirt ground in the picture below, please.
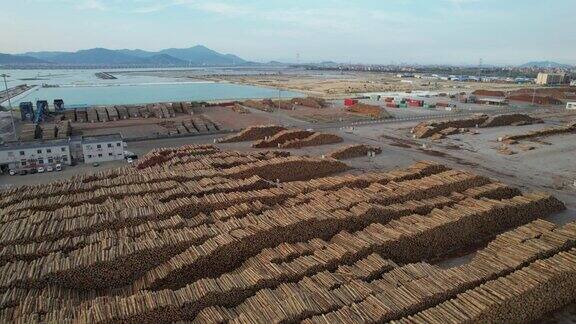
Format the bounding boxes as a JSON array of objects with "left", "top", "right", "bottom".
[
  {"left": 199, "top": 106, "right": 277, "bottom": 129},
  {"left": 205, "top": 71, "right": 532, "bottom": 98}
]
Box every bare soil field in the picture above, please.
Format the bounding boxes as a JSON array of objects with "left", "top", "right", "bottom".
[{"left": 206, "top": 71, "right": 533, "bottom": 98}]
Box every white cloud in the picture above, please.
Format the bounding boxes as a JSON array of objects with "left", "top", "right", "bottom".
[{"left": 76, "top": 0, "right": 108, "bottom": 11}]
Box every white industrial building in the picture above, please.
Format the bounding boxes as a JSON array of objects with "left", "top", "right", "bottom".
[
  {"left": 81, "top": 134, "right": 125, "bottom": 164},
  {"left": 536, "top": 73, "right": 568, "bottom": 85},
  {"left": 0, "top": 139, "right": 72, "bottom": 172},
  {"left": 567, "top": 102, "right": 576, "bottom": 110}
]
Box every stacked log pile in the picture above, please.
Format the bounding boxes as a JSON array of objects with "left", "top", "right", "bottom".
[
  {"left": 56, "top": 120, "right": 71, "bottom": 139},
  {"left": 220, "top": 125, "right": 286, "bottom": 143},
  {"left": 346, "top": 103, "right": 393, "bottom": 119},
  {"left": 96, "top": 107, "right": 109, "bottom": 122},
  {"left": 116, "top": 105, "right": 129, "bottom": 119},
  {"left": 502, "top": 122, "right": 576, "bottom": 142},
  {"left": 481, "top": 113, "right": 543, "bottom": 127},
  {"left": 19, "top": 124, "right": 38, "bottom": 141},
  {"left": 329, "top": 144, "right": 382, "bottom": 159},
  {"left": 412, "top": 114, "right": 489, "bottom": 138},
  {"left": 63, "top": 109, "right": 76, "bottom": 122},
  {"left": 60, "top": 102, "right": 198, "bottom": 124},
  {"left": 412, "top": 113, "right": 543, "bottom": 139},
  {"left": 158, "top": 117, "right": 220, "bottom": 136},
  {"left": 280, "top": 133, "right": 343, "bottom": 148},
  {"left": 127, "top": 106, "right": 141, "bottom": 118},
  {"left": 292, "top": 97, "right": 328, "bottom": 109},
  {"left": 0, "top": 144, "right": 570, "bottom": 324},
  {"left": 252, "top": 129, "right": 315, "bottom": 148},
  {"left": 106, "top": 106, "right": 119, "bottom": 121},
  {"left": 242, "top": 100, "right": 274, "bottom": 112},
  {"left": 223, "top": 126, "right": 342, "bottom": 149},
  {"left": 87, "top": 107, "right": 99, "bottom": 123},
  {"left": 40, "top": 124, "right": 57, "bottom": 140},
  {"left": 75, "top": 110, "right": 87, "bottom": 122},
  {"left": 232, "top": 103, "right": 249, "bottom": 114}
]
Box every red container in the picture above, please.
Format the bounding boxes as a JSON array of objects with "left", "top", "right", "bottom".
[
  {"left": 408, "top": 102, "right": 422, "bottom": 108},
  {"left": 386, "top": 102, "right": 397, "bottom": 108},
  {"left": 344, "top": 99, "right": 358, "bottom": 107},
  {"left": 436, "top": 102, "right": 449, "bottom": 107},
  {"left": 384, "top": 97, "right": 394, "bottom": 102}
]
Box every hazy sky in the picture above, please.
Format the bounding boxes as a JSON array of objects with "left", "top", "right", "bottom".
[{"left": 1, "top": 0, "right": 575, "bottom": 65}]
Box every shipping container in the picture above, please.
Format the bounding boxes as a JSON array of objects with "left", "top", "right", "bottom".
[
  {"left": 384, "top": 97, "right": 394, "bottom": 102},
  {"left": 386, "top": 102, "right": 399, "bottom": 108},
  {"left": 344, "top": 99, "right": 358, "bottom": 107}
]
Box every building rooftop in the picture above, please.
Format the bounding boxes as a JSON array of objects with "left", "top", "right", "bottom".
[
  {"left": 0, "top": 139, "right": 70, "bottom": 152},
  {"left": 81, "top": 133, "right": 123, "bottom": 144}
]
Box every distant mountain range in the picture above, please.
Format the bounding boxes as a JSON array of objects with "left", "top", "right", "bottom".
[
  {"left": 0, "top": 53, "right": 47, "bottom": 64},
  {"left": 519, "top": 61, "right": 573, "bottom": 69},
  {"left": 0, "top": 45, "right": 249, "bottom": 67}
]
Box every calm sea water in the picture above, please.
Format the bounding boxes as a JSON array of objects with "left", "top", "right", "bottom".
[{"left": 2, "top": 68, "right": 302, "bottom": 107}]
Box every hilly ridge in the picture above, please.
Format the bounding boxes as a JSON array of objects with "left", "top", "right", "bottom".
[
  {"left": 3, "top": 45, "right": 249, "bottom": 67},
  {"left": 0, "top": 53, "right": 46, "bottom": 64},
  {"left": 520, "top": 61, "right": 573, "bottom": 69}
]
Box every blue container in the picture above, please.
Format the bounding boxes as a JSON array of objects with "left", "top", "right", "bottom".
[
  {"left": 54, "top": 99, "right": 64, "bottom": 111},
  {"left": 35, "top": 100, "right": 48, "bottom": 123}
]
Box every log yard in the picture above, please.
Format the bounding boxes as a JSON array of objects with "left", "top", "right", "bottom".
[{"left": 1, "top": 0, "right": 575, "bottom": 322}]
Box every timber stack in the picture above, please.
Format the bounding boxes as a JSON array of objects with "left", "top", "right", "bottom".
[{"left": 0, "top": 144, "right": 572, "bottom": 324}]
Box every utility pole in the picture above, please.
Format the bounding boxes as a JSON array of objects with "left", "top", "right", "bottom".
[
  {"left": 1, "top": 74, "right": 17, "bottom": 141},
  {"left": 532, "top": 80, "right": 537, "bottom": 106},
  {"left": 277, "top": 88, "right": 282, "bottom": 126}
]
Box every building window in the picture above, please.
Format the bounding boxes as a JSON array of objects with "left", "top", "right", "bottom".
[
  {"left": 108, "top": 153, "right": 113, "bottom": 156},
  {"left": 98, "top": 153, "right": 103, "bottom": 157},
  {"left": 37, "top": 149, "right": 42, "bottom": 154},
  {"left": 116, "top": 143, "right": 121, "bottom": 147},
  {"left": 21, "top": 161, "right": 27, "bottom": 166},
  {"left": 87, "top": 155, "right": 92, "bottom": 158},
  {"left": 48, "top": 158, "right": 54, "bottom": 163},
  {"left": 38, "top": 158, "right": 44, "bottom": 165},
  {"left": 47, "top": 149, "right": 52, "bottom": 153},
  {"left": 62, "top": 156, "right": 68, "bottom": 162},
  {"left": 107, "top": 143, "right": 112, "bottom": 148},
  {"left": 97, "top": 144, "right": 102, "bottom": 149},
  {"left": 61, "top": 147, "right": 67, "bottom": 152},
  {"left": 19, "top": 151, "right": 25, "bottom": 156}
]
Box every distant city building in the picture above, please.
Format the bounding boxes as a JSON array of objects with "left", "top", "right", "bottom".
[
  {"left": 536, "top": 73, "right": 568, "bottom": 85},
  {"left": 567, "top": 102, "right": 576, "bottom": 110},
  {"left": 0, "top": 139, "right": 72, "bottom": 171},
  {"left": 81, "top": 134, "right": 125, "bottom": 164}
]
